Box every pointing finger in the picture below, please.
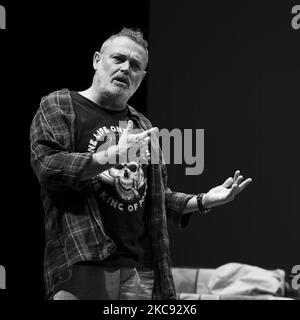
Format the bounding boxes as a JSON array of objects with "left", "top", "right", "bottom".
[
  {"left": 127, "top": 120, "right": 133, "bottom": 132},
  {"left": 122, "top": 120, "right": 133, "bottom": 135}
]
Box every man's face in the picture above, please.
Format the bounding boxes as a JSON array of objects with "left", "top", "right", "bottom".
[{"left": 93, "top": 36, "right": 148, "bottom": 105}]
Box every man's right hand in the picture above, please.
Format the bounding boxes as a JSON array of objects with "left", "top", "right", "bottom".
[
  {"left": 92, "top": 120, "right": 158, "bottom": 167},
  {"left": 117, "top": 120, "right": 158, "bottom": 164}
]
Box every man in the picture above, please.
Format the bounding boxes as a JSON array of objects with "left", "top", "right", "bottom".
[{"left": 30, "top": 28, "right": 252, "bottom": 300}]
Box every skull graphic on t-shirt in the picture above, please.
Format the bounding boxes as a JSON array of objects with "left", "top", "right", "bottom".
[{"left": 98, "top": 161, "right": 146, "bottom": 202}]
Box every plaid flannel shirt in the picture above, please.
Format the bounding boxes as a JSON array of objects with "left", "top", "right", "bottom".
[{"left": 30, "top": 89, "right": 196, "bottom": 299}]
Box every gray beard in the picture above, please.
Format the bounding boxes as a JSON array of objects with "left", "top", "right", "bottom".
[{"left": 100, "top": 89, "right": 127, "bottom": 110}]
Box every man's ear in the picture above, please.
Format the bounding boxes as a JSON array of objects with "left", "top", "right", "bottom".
[
  {"left": 93, "top": 52, "right": 102, "bottom": 70},
  {"left": 141, "top": 70, "right": 147, "bottom": 81}
]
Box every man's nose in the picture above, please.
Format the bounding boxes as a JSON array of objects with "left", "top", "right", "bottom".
[{"left": 120, "top": 60, "right": 130, "bottom": 74}]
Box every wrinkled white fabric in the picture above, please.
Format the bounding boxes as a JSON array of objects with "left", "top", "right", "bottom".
[{"left": 207, "top": 263, "right": 285, "bottom": 296}]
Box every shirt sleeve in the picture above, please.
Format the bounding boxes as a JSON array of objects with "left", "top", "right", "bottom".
[
  {"left": 161, "top": 159, "right": 198, "bottom": 229},
  {"left": 30, "top": 94, "right": 93, "bottom": 191}
]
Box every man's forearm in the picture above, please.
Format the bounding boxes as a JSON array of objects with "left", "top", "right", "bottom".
[
  {"left": 182, "top": 196, "right": 198, "bottom": 214},
  {"left": 182, "top": 194, "right": 211, "bottom": 214}
]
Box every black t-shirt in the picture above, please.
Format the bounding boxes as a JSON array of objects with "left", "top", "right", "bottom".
[{"left": 71, "top": 91, "right": 153, "bottom": 268}]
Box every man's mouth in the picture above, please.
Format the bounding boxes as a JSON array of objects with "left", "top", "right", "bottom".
[{"left": 112, "top": 76, "right": 129, "bottom": 87}]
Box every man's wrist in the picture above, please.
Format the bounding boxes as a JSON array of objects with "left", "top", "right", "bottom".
[
  {"left": 201, "top": 193, "right": 210, "bottom": 208},
  {"left": 196, "top": 193, "right": 211, "bottom": 214}
]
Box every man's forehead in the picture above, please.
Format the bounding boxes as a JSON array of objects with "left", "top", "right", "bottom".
[{"left": 105, "top": 36, "right": 147, "bottom": 60}]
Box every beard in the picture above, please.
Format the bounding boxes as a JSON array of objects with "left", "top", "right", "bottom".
[{"left": 100, "top": 83, "right": 131, "bottom": 107}]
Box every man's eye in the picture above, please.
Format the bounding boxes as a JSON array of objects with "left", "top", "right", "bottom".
[
  {"left": 131, "top": 62, "right": 140, "bottom": 70},
  {"left": 113, "top": 56, "right": 123, "bottom": 62}
]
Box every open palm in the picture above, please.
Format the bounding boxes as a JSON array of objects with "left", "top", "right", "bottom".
[{"left": 203, "top": 170, "right": 252, "bottom": 208}]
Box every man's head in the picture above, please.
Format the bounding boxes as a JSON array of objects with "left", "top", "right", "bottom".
[{"left": 92, "top": 28, "right": 148, "bottom": 109}]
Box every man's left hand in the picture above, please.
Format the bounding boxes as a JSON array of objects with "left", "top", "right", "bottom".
[{"left": 202, "top": 170, "right": 252, "bottom": 209}]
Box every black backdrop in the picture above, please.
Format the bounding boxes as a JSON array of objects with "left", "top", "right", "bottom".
[
  {"left": 0, "top": 0, "right": 299, "bottom": 298},
  {"left": 148, "top": 0, "right": 300, "bottom": 274}
]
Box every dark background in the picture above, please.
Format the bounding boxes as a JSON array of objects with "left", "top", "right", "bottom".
[
  {"left": 0, "top": 0, "right": 299, "bottom": 298},
  {"left": 148, "top": 1, "right": 300, "bottom": 273}
]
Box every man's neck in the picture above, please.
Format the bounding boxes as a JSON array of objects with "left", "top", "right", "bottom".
[{"left": 79, "top": 87, "right": 126, "bottom": 111}]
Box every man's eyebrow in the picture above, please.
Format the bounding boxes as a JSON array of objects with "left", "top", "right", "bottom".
[
  {"left": 111, "top": 52, "right": 143, "bottom": 66},
  {"left": 130, "top": 57, "right": 143, "bottom": 67}
]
